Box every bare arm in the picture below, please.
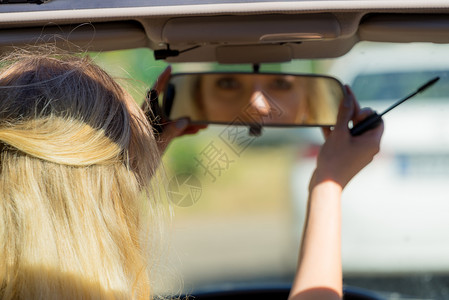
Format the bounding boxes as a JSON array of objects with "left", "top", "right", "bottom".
[{"left": 289, "top": 86, "right": 384, "bottom": 300}]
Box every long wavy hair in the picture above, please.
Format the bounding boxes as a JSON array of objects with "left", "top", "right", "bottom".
[{"left": 0, "top": 48, "right": 164, "bottom": 299}]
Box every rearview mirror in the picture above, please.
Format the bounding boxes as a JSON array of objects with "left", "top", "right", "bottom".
[{"left": 160, "top": 72, "right": 345, "bottom": 127}]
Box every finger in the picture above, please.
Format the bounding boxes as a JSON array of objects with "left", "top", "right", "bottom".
[
  {"left": 152, "top": 66, "right": 172, "bottom": 93},
  {"left": 157, "top": 118, "right": 189, "bottom": 153},
  {"left": 353, "top": 107, "right": 375, "bottom": 125},
  {"left": 376, "top": 119, "right": 385, "bottom": 139},
  {"left": 321, "top": 126, "right": 332, "bottom": 139},
  {"left": 346, "top": 86, "right": 361, "bottom": 120},
  {"left": 183, "top": 124, "right": 208, "bottom": 135},
  {"left": 363, "top": 118, "right": 384, "bottom": 140},
  {"left": 334, "top": 85, "right": 355, "bottom": 132}
]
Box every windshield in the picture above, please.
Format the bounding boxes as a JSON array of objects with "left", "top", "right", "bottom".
[
  {"left": 352, "top": 71, "right": 449, "bottom": 101},
  {"left": 95, "top": 41, "right": 449, "bottom": 300}
]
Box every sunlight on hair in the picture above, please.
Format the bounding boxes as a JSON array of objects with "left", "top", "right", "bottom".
[{"left": 0, "top": 46, "right": 173, "bottom": 299}]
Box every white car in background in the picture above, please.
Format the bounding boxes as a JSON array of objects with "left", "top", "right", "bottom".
[{"left": 292, "top": 42, "right": 449, "bottom": 277}]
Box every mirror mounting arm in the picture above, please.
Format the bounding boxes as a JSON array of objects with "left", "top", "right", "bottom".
[
  {"left": 252, "top": 64, "right": 260, "bottom": 73},
  {"left": 248, "top": 124, "right": 262, "bottom": 137},
  {"left": 154, "top": 44, "right": 201, "bottom": 60}
]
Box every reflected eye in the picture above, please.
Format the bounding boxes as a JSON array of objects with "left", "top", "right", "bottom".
[
  {"left": 270, "top": 77, "right": 293, "bottom": 90},
  {"left": 215, "top": 77, "right": 242, "bottom": 90}
]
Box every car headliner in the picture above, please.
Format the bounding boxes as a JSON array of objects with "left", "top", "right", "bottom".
[{"left": 1, "top": 0, "right": 449, "bottom": 63}]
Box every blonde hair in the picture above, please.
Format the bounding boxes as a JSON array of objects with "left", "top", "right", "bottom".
[
  {"left": 0, "top": 48, "right": 164, "bottom": 299},
  {"left": 302, "top": 76, "right": 342, "bottom": 125}
]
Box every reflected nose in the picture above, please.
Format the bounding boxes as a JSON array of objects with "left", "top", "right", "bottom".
[{"left": 248, "top": 90, "right": 271, "bottom": 116}]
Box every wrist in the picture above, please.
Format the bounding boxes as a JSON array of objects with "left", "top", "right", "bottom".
[
  {"left": 309, "top": 180, "right": 343, "bottom": 201},
  {"left": 309, "top": 169, "right": 346, "bottom": 194}
]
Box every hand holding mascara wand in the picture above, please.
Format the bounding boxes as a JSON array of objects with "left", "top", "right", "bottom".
[{"left": 350, "top": 76, "right": 440, "bottom": 136}]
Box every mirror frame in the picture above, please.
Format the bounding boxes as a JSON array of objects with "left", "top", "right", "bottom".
[{"left": 158, "top": 71, "right": 346, "bottom": 128}]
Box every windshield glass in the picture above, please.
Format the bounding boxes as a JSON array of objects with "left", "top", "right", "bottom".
[
  {"left": 95, "top": 41, "right": 449, "bottom": 300},
  {"left": 352, "top": 71, "right": 449, "bottom": 101}
]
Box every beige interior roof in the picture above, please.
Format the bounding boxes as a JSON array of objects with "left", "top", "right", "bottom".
[{"left": 1, "top": 0, "right": 449, "bottom": 63}]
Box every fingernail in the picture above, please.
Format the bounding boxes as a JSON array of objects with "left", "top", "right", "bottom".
[{"left": 175, "top": 118, "right": 189, "bottom": 129}]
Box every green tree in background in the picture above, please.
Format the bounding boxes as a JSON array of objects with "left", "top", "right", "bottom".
[{"left": 92, "top": 48, "right": 167, "bottom": 105}]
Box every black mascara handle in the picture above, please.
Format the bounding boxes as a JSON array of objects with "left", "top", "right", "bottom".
[
  {"left": 350, "top": 112, "right": 382, "bottom": 136},
  {"left": 349, "top": 76, "right": 439, "bottom": 137}
]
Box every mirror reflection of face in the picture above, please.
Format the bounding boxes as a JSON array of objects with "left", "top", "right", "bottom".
[
  {"left": 198, "top": 74, "right": 309, "bottom": 124},
  {"left": 166, "top": 73, "right": 342, "bottom": 126}
]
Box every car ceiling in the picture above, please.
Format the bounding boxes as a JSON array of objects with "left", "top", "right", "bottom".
[{"left": 1, "top": 0, "right": 449, "bottom": 63}]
